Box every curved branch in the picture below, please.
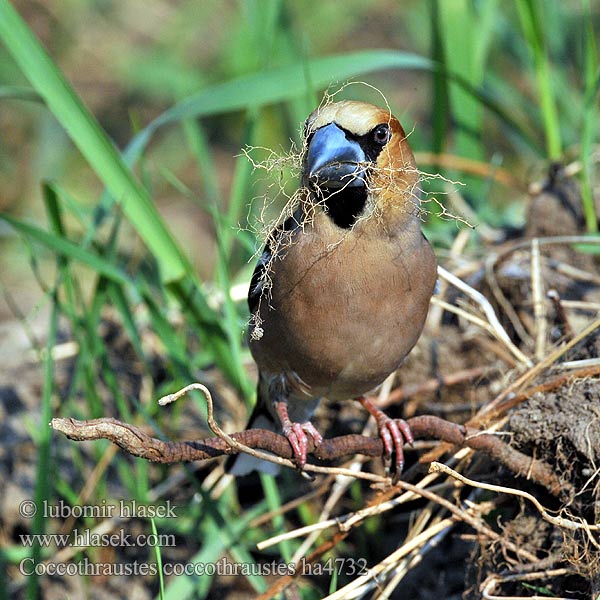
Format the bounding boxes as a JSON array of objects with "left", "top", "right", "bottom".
[{"left": 50, "top": 415, "right": 565, "bottom": 496}]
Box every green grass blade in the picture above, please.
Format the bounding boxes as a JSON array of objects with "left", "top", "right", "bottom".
[
  {"left": 259, "top": 473, "right": 293, "bottom": 562},
  {"left": 225, "top": 112, "right": 259, "bottom": 258},
  {"left": 27, "top": 277, "right": 59, "bottom": 598},
  {"left": 0, "top": 214, "right": 132, "bottom": 285},
  {"left": 162, "top": 502, "right": 268, "bottom": 598},
  {"left": 437, "top": 0, "right": 498, "bottom": 161},
  {"left": 0, "top": 84, "right": 42, "bottom": 102},
  {"left": 122, "top": 50, "right": 433, "bottom": 165},
  {"left": 151, "top": 519, "right": 165, "bottom": 600},
  {"left": 580, "top": 0, "right": 599, "bottom": 233},
  {"left": 446, "top": 69, "right": 542, "bottom": 155},
  {"left": 430, "top": 0, "right": 450, "bottom": 155},
  {"left": 0, "top": 2, "right": 190, "bottom": 283},
  {"left": 515, "top": 0, "right": 563, "bottom": 159}
]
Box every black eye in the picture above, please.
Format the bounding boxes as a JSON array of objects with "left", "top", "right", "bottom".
[{"left": 373, "top": 124, "right": 391, "bottom": 145}]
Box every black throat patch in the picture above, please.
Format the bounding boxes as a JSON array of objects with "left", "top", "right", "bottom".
[
  {"left": 310, "top": 126, "right": 388, "bottom": 229},
  {"left": 320, "top": 185, "right": 368, "bottom": 229}
]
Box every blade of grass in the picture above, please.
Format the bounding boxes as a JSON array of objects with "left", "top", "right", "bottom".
[
  {"left": 162, "top": 500, "right": 269, "bottom": 598},
  {"left": 437, "top": 0, "right": 498, "bottom": 161},
  {"left": 430, "top": 0, "right": 450, "bottom": 155},
  {"left": 225, "top": 112, "right": 260, "bottom": 259},
  {"left": 107, "top": 283, "right": 146, "bottom": 360},
  {"left": 181, "top": 120, "right": 222, "bottom": 206},
  {"left": 122, "top": 49, "right": 433, "bottom": 165},
  {"left": 151, "top": 518, "right": 165, "bottom": 600},
  {"left": 446, "top": 68, "right": 542, "bottom": 155},
  {"left": 580, "top": 0, "right": 599, "bottom": 233},
  {"left": 146, "top": 46, "right": 538, "bottom": 168},
  {"left": 168, "top": 278, "right": 242, "bottom": 390},
  {"left": 27, "top": 273, "right": 59, "bottom": 599},
  {"left": 515, "top": 0, "right": 563, "bottom": 159},
  {"left": 206, "top": 189, "right": 254, "bottom": 399},
  {"left": 0, "top": 214, "right": 132, "bottom": 286},
  {"left": 40, "top": 184, "right": 107, "bottom": 418},
  {"left": 260, "top": 473, "right": 293, "bottom": 562},
  {"left": 581, "top": 66, "right": 600, "bottom": 234},
  {"left": 0, "top": 1, "right": 191, "bottom": 283},
  {"left": 0, "top": 84, "right": 42, "bottom": 102}
]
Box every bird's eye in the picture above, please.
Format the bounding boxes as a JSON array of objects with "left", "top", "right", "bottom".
[{"left": 373, "top": 124, "right": 391, "bottom": 145}]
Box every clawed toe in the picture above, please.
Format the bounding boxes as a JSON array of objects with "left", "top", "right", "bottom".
[
  {"left": 380, "top": 417, "right": 413, "bottom": 481},
  {"left": 274, "top": 400, "right": 322, "bottom": 470},
  {"left": 359, "top": 396, "right": 414, "bottom": 482},
  {"left": 282, "top": 421, "right": 323, "bottom": 469}
]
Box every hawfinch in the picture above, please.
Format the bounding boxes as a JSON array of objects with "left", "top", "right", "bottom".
[{"left": 231, "top": 100, "right": 437, "bottom": 478}]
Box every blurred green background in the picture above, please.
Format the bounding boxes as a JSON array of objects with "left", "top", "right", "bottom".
[{"left": 0, "top": 1, "right": 598, "bottom": 598}]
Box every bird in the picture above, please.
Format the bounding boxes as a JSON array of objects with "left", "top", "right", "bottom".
[{"left": 229, "top": 100, "right": 437, "bottom": 478}]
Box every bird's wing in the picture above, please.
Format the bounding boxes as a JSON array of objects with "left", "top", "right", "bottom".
[{"left": 248, "top": 206, "right": 304, "bottom": 314}]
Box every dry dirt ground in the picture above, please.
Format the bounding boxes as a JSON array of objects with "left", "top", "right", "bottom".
[{"left": 2, "top": 164, "right": 600, "bottom": 599}]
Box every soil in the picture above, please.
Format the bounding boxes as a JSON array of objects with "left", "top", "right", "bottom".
[{"left": 2, "top": 163, "right": 600, "bottom": 599}]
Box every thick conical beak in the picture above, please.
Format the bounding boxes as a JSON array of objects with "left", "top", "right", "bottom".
[{"left": 306, "top": 123, "right": 366, "bottom": 189}]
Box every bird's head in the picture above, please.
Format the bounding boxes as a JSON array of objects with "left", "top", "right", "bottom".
[{"left": 301, "top": 100, "right": 420, "bottom": 229}]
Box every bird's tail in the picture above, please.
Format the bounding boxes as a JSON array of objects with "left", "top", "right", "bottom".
[{"left": 226, "top": 384, "right": 281, "bottom": 476}]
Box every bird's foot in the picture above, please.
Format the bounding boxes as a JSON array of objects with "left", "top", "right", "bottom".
[
  {"left": 358, "top": 396, "right": 414, "bottom": 483},
  {"left": 274, "top": 401, "right": 323, "bottom": 469},
  {"left": 281, "top": 421, "right": 323, "bottom": 469}
]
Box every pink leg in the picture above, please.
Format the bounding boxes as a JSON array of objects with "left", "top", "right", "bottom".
[
  {"left": 273, "top": 401, "right": 323, "bottom": 469},
  {"left": 358, "top": 396, "right": 414, "bottom": 481}
]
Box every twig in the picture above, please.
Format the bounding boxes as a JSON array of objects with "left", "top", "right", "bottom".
[
  {"left": 475, "top": 335, "right": 520, "bottom": 367},
  {"left": 560, "top": 299, "right": 600, "bottom": 312},
  {"left": 552, "top": 260, "right": 600, "bottom": 286},
  {"left": 322, "top": 518, "right": 455, "bottom": 600},
  {"left": 418, "top": 349, "right": 600, "bottom": 486},
  {"left": 379, "top": 366, "right": 488, "bottom": 409},
  {"left": 437, "top": 266, "right": 533, "bottom": 367},
  {"left": 290, "top": 376, "right": 396, "bottom": 564},
  {"left": 479, "top": 316, "right": 600, "bottom": 420},
  {"left": 431, "top": 297, "right": 497, "bottom": 333},
  {"left": 413, "top": 151, "right": 523, "bottom": 191},
  {"left": 58, "top": 444, "right": 118, "bottom": 536},
  {"left": 484, "top": 253, "right": 535, "bottom": 349},
  {"left": 547, "top": 289, "right": 575, "bottom": 341},
  {"left": 557, "top": 358, "right": 600, "bottom": 369},
  {"left": 159, "top": 383, "right": 388, "bottom": 483},
  {"left": 249, "top": 479, "right": 333, "bottom": 529},
  {"left": 430, "top": 462, "right": 600, "bottom": 534},
  {"left": 428, "top": 228, "right": 472, "bottom": 332},
  {"left": 51, "top": 412, "right": 565, "bottom": 495},
  {"left": 480, "top": 235, "right": 600, "bottom": 355},
  {"left": 486, "top": 363, "right": 600, "bottom": 418},
  {"left": 324, "top": 477, "right": 540, "bottom": 600},
  {"left": 257, "top": 530, "right": 350, "bottom": 600},
  {"left": 375, "top": 519, "right": 452, "bottom": 599},
  {"left": 159, "top": 383, "right": 295, "bottom": 471},
  {"left": 531, "top": 239, "right": 547, "bottom": 360},
  {"left": 481, "top": 568, "right": 576, "bottom": 600},
  {"left": 484, "top": 254, "right": 533, "bottom": 346},
  {"left": 257, "top": 479, "right": 455, "bottom": 551},
  {"left": 492, "top": 235, "right": 600, "bottom": 261}
]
